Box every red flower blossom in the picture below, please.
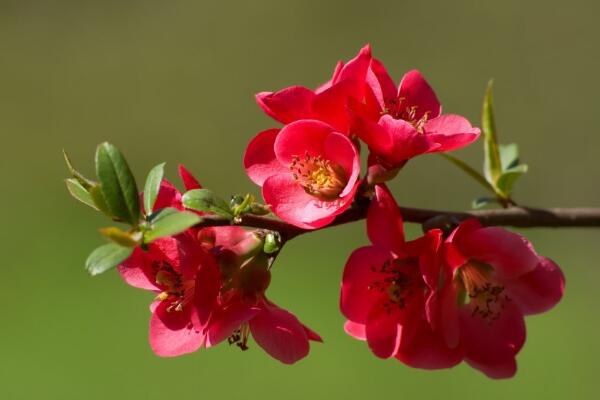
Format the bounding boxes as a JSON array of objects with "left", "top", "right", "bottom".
[
  {"left": 353, "top": 65, "right": 480, "bottom": 169},
  {"left": 431, "top": 219, "right": 565, "bottom": 378},
  {"left": 256, "top": 45, "right": 372, "bottom": 133},
  {"left": 340, "top": 185, "right": 461, "bottom": 368},
  {"left": 244, "top": 119, "right": 360, "bottom": 229},
  {"left": 118, "top": 233, "right": 218, "bottom": 357},
  {"left": 199, "top": 227, "right": 322, "bottom": 364}
]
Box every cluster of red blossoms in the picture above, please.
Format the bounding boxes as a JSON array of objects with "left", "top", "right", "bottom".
[{"left": 117, "top": 45, "right": 564, "bottom": 378}]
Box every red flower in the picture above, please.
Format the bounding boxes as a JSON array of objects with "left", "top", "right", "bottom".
[
  {"left": 199, "top": 227, "right": 322, "bottom": 364},
  {"left": 340, "top": 185, "right": 461, "bottom": 368},
  {"left": 431, "top": 219, "right": 565, "bottom": 378},
  {"left": 256, "top": 45, "right": 372, "bottom": 133},
  {"left": 353, "top": 65, "right": 480, "bottom": 169},
  {"left": 244, "top": 120, "right": 360, "bottom": 229},
  {"left": 118, "top": 233, "right": 218, "bottom": 357}
]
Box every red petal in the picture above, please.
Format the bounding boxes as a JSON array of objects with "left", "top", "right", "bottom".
[
  {"left": 255, "top": 86, "right": 315, "bottom": 124},
  {"left": 205, "top": 301, "right": 260, "bottom": 347},
  {"left": 505, "top": 256, "right": 565, "bottom": 315},
  {"left": 466, "top": 357, "right": 517, "bottom": 379},
  {"left": 243, "top": 128, "right": 286, "bottom": 186},
  {"left": 367, "top": 184, "right": 404, "bottom": 252},
  {"left": 274, "top": 119, "right": 333, "bottom": 165},
  {"left": 149, "top": 302, "right": 203, "bottom": 357},
  {"left": 249, "top": 304, "right": 311, "bottom": 364},
  {"left": 398, "top": 70, "right": 441, "bottom": 120},
  {"left": 178, "top": 164, "right": 202, "bottom": 191},
  {"left": 365, "top": 301, "right": 401, "bottom": 359}
]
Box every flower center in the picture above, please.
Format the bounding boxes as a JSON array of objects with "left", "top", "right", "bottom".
[
  {"left": 290, "top": 152, "right": 347, "bottom": 201},
  {"left": 458, "top": 261, "right": 510, "bottom": 322},
  {"left": 384, "top": 97, "right": 430, "bottom": 133},
  {"left": 228, "top": 322, "right": 250, "bottom": 351},
  {"left": 152, "top": 260, "right": 195, "bottom": 313},
  {"left": 368, "top": 258, "right": 420, "bottom": 314}
]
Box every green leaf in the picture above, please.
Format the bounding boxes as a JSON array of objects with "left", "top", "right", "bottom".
[
  {"left": 95, "top": 142, "right": 140, "bottom": 225},
  {"left": 496, "top": 164, "right": 528, "bottom": 197},
  {"left": 85, "top": 243, "right": 133, "bottom": 276},
  {"left": 144, "top": 208, "right": 201, "bottom": 243},
  {"left": 439, "top": 154, "right": 496, "bottom": 193},
  {"left": 65, "top": 178, "right": 98, "bottom": 210},
  {"left": 499, "top": 143, "right": 520, "bottom": 171},
  {"left": 482, "top": 80, "right": 503, "bottom": 185},
  {"left": 99, "top": 227, "right": 140, "bottom": 247},
  {"left": 63, "top": 149, "right": 96, "bottom": 189},
  {"left": 182, "top": 189, "right": 233, "bottom": 219},
  {"left": 89, "top": 184, "right": 113, "bottom": 217},
  {"left": 143, "top": 162, "right": 166, "bottom": 216}
]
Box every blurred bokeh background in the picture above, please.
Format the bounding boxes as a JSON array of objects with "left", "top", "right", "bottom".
[{"left": 1, "top": 0, "right": 599, "bottom": 398}]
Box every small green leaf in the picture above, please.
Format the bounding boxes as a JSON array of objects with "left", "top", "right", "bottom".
[
  {"left": 85, "top": 243, "right": 133, "bottom": 276},
  {"left": 471, "top": 196, "right": 500, "bottom": 209},
  {"left": 63, "top": 150, "right": 96, "bottom": 189},
  {"left": 95, "top": 142, "right": 140, "bottom": 225},
  {"left": 499, "top": 143, "right": 520, "bottom": 171},
  {"left": 182, "top": 189, "right": 233, "bottom": 219},
  {"left": 99, "top": 227, "right": 140, "bottom": 247},
  {"left": 482, "top": 80, "right": 503, "bottom": 185},
  {"left": 439, "top": 154, "right": 496, "bottom": 193},
  {"left": 143, "top": 162, "right": 166, "bottom": 216},
  {"left": 144, "top": 209, "right": 201, "bottom": 243},
  {"left": 89, "top": 184, "right": 113, "bottom": 217},
  {"left": 65, "top": 178, "right": 98, "bottom": 210},
  {"left": 496, "top": 164, "right": 528, "bottom": 197}
]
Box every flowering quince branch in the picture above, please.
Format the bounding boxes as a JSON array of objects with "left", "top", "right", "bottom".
[{"left": 65, "top": 44, "right": 593, "bottom": 378}]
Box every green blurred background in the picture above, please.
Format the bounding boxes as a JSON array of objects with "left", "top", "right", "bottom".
[{"left": 1, "top": 0, "right": 599, "bottom": 398}]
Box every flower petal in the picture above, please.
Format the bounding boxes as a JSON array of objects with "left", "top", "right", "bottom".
[
  {"left": 274, "top": 120, "right": 333, "bottom": 166},
  {"left": 205, "top": 301, "right": 260, "bottom": 347},
  {"left": 459, "top": 301, "right": 526, "bottom": 365},
  {"left": 243, "top": 128, "right": 286, "bottom": 186},
  {"left": 365, "top": 301, "right": 401, "bottom": 359},
  {"left": 249, "top": 304, "right": 312, "bottom": 364},
  {"left": 255, "top": 86, "right": 315, "bottom": 124},
  {"left": 395, "top": 320, "right": 463, "bottom": 370},
  {"left": 340, "top": 246, "right": 393, "bottom": 323},
  {"left": 118, "top": 248, "right": 157, "bottom": 291},
  {"left": 323, "top": 131, "right": 360, "bottom": 197},
  {"left": 367, "top": 184, "right": 404, "bottom": 252},
  {"left": 194, "top": 251, "right": 220, "bottom": 326},
  {"left": 505, "top": 256, "right": 565, "bottom": 315},
  {"left": 178, "top": 164, "right": 202, "bottom": 191},
  {"left": 466, "top": 356, "right": 517, "bottom": 379},
  {"left": 457, "top": 226, "right": 539, "bottom": 279},
  {"left": 397, "top": 70, "right": 441, "bottom": 119},
  {"left": 424, "top": 114, "right": 480, "bottom": 153},
  {"left": 149, "top": 301, "right": 203, "bottom": 357},
  {"left": 366, "top": 58, "right": 397, "bottom": 112}
]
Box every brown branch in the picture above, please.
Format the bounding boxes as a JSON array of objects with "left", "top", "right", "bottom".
[{"left": 195, "top": 204, "right": 600, "bottom": 241}]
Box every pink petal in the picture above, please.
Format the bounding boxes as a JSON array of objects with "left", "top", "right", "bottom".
[
  {"left": 466, "top": 357, "right": 517, "bottom": 379},
  {"left": 149, "top": 302, "right": 203, "bottom": 357},
  {"left": 255, "top": 86, "right": 316, "bottom": 124},
  {"left": 243, "top": 128, "right": 286, "bottom": 186},
  {"left": 379, "top": 115, "right": 439, "bottom": 162},
  {"left": 314, "top": 61, "right": 343, "bottom": 94},
  {"left": 274, "top": 120, "right": 333, "bottom": 166},
  {"left": 459, "top": 301, "right": 526, "bottom": 365},
  {"left": 323, "top": 131, "right": 360, "bottom": 197},
  {"left": 505, "top": 256, "right": 565, "bottom": 315},
  {"left": 365, "top": 301, "right": 401, "bottom": 359},
  {"left": 312, "top": 81, "right": 355, "bottom": 133},
  {"left": 395, "top": 320, "right": 463, "bottom": 370},
  {"left": 340, "top": 246, "right": 393, "bottom": 323},
  {"left": 344, "top": 321, "right": 366, "bottom": 340},
  {"left": 333, "top": 44, "right": 371, "bottom": 90},
  {"left": 118, "top": 248, "right": 158, "bottom": 291},
  {"left": 150, "top": 237, "right": 182, "bottom": 272},
  {"left": 367, "top": 184, "right": 405, "bottom": 252},
  {"left": 249, "top": 304, "right": 311, "bottom": 364},
  {"left": 178, "top": 164, "right": 202, "bottom": 191},
  {"left": 398, "top": 69, "right": 441, "bottom": 120},
  {"left": 205, "top": 301, "right": 260, "bottom": 347},
  {"left": 262, "top": 173, "right": 346, "bottom": 229},
  {"left": 457, "top": 226, "right": 539, "bottom": 279},
  {"left": 424, "top": 114, "right": 480, "bottom": 153},
  {"left": 212, "top": 226, "right": 252, "bottom": 249}
]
